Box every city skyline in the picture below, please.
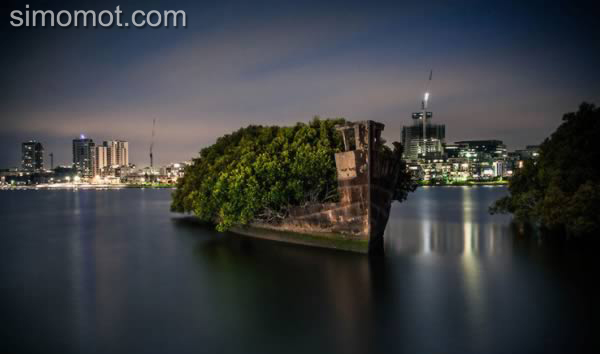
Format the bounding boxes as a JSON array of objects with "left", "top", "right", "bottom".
[
  {"left": 1, "top": 0, "right": 599, "bottom": 168},
  {"left": 4, "top": 127, "right": 541, "bottom": 171},
  {"left": 9, "top": 134, "right": 158, "bottom": 169}
]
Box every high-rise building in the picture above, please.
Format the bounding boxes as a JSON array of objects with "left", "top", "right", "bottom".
[
  {"left": 117, "top": 141, "right": 129, "bottom": 166},
  {"left": 73, "top": 135, "right": 96, "bottom": 177},
  {"left": 95, "top": 145, "right": 108, "bottom": 176},
  {"left": 454, "top": 140, "right": 507, "bottom": 160},
  {"left": 104, "top": 140, "right": 117, "bottom": 166},
  {"left": 21, "top": 141, "right": 44, "bottom": 172},
  {"left": 450, "top": 140, "right": 507, "bottom": 178},
  {"left": 103, "top": 140, "right": 129, "bottom": 167},
  {"left": 402, "top": 111, "right": 446, "bottom": 160}
]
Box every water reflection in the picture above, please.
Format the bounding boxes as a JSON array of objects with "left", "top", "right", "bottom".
[
  {"left": 385, "top": 186, "right": 513, "bottom": 256},
  {"left": 172, "top": 186, "right": 521, "bottom": 354},
  {"left": 460, "top": 187, "right": 487, "bottom": 351},
  {"left": 186, "top": 223, "right": 377, "bottom": 354},
  {"left": 1, "top": 188, "right": 597, "bottom": 354}
]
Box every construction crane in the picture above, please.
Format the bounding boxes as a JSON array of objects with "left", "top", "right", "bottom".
[{"left": 150, "top": 119, "right": 156, "bottom": 170}]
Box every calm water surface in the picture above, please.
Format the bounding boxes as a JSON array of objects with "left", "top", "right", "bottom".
[{"left": 0, "top": 187, "right": 596, "bottom": 354}]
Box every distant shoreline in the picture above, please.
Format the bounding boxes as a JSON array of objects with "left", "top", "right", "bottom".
[
  {"left": 1, "top": 182, "right": 508, "bottom": 190},
  {"left": 418, "top": 181, "right": 509, "bottom": 187},
  {"left": 0, "top": 184, "right": 176, "bottom": 190}
]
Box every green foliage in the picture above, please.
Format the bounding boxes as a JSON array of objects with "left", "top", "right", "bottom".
[
  {"left": 390, "top": 142, "right": 417, "bottom": 202},
  {"left": 171, "top": 117, "right": 344, "bottom": 231},
  {"left": 490, "top": 103, "right": 600, "bottom": 237},
  {"left": 172, "top": 117, "right": 414, "bottom": 231}
]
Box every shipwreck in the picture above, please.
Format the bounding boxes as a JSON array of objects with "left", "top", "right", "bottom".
[{"left": 233, "top": 120, "right": 404, "bottom": 255}]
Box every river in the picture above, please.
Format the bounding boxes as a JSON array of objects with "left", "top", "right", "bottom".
[{"left": 0, "top": 187, "right": 595, "bottom": 354}]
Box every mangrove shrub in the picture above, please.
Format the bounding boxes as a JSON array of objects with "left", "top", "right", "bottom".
[
  {"left": 172, "top": 117, "right": 414, "bottom": 231},
  {"left": 490, "top": 103, "right": 600, "bottom": 237}
]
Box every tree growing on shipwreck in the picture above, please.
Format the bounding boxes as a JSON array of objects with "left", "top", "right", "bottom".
[{"left": 171, "top": 117, "right": 416, "bottom": 243}]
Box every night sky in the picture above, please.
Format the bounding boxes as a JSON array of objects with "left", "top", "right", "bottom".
[{"left": 1, "top": 0, "right": 599, "bottom": 168}]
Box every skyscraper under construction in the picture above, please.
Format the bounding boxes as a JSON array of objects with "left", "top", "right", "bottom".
[{"left": 401, "top": 73, "right": 445, "bottom": 160}]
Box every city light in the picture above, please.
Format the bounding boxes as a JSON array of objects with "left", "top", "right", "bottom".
[{"left": 401, "top": 90, "right": 540, "bottom": 185}]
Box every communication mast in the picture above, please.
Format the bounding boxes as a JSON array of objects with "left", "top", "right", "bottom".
[{"left": 150, "top": 119, "right": 156, "bottom": 170}]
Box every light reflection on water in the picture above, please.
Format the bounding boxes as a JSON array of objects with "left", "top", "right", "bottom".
[
  {"left": 385, "top": 186, "right": 513, "bottom": 256},
  {"left": 0, "top": 188, "right": 596, "bottom": 354}
]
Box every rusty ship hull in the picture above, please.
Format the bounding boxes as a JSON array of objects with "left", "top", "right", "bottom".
[{"left": 234, "top": 120, "right": 402, "bottom": 254}]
